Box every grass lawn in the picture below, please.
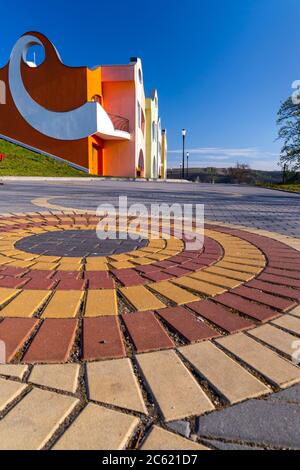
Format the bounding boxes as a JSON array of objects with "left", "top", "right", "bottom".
[
  {"left": 259, "top": 183, "right": 300, "bottom": 193},
  {"left": 0, "top": 139, "right": 89, "bottom": 177}
]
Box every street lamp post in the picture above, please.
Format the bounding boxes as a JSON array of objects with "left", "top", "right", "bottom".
[
  {"left": 186, "top": 152, "right": 189, "bottom": 179},
  {"left": 182, "top": 129, "right": 186, "bottom": 179}
]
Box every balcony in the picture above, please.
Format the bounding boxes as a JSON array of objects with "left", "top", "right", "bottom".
[{"left": 108, "top": 113, "right": 130, "bottom": 133}]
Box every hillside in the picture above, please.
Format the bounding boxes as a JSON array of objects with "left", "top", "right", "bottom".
[
  {"left": 0, "top": 139, "right": 89, "bottom": 177},
  {"left": 167, "top": 167, "right": 285, "bottom": 184}
]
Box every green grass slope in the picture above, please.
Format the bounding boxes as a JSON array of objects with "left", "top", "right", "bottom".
[{"left": 0, "top": 139, "right": 89, "bottom": 177}]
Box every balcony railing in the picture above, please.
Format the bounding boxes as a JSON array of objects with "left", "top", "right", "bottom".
[{"left": 108, "top": 113, "right": 130, "bottom": 133}]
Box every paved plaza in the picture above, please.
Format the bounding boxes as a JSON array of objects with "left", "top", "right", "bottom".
[{"left": 0, "top": 181, "right": 300, "bottom": 450}]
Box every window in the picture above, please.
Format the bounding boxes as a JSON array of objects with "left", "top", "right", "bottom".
[
  {"left": 0, "top": 81, "right": 5, "bottom": 105},
  {"left": 25, "top": 45, "right": 45, "bottom": 67},
  {"left": 138, "top": 68, "right": 143, "bottom": 84},
  {"left": 152, "top": 121, "right": 157, "bottom": 142}
]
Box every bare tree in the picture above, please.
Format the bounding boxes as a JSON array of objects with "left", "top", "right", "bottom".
[{"left": 228, "top": 163, "right": 251, "bottom": 184}]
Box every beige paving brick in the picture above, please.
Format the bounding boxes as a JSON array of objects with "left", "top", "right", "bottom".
[
  {"left": 149, "top": 281, "right": 199, "bottom": 305},
  {"left": 53, "top": 403, "right": 139, "bottom": 450},
  {"left": 272, "top": 315, "right": 300, "bottom": 336},
  {"left": 0, "top": 290, "right": 52, "bottom": 317},
  {"left": 0, "top": 364, "right": 29, "bottom": 380},
  {"left": 84, "top": 290, "right": 118, "bottom": 317},
  {"left": 87, "top": 358, "right": 147, "bottom": 414},
  {"left": 189, "top": 271, "right": 240, "bottom": 289},
  {"left": 217, "top": 261, "right": 261, "bottom": 274},
  {"left": 0, "top": 288, "right": 20, "bottom": 307},
  {"left": 136, "top": 350, "right": 214, "bottom": 421},
  {"left": 0, "top": 388, "right": 79, "bottom": 450},
  {"left": 141, "top": 425, "right": 209, "bottom": 450},
  {"left": 180, "top": 342, "right": 269, "bottom": 404},
  {"left": 42, "top": 291, "right": 84, "bottom": 318},
  {"left": 172, "top": 276, "right": 225, "bottom": 297},
  {"left": 217, "top": 333, "right": 300, "bottom": 388},
  {"left": 290, "top": 305, "right": 300, "bottom": 318},
  {"left": 205, "top": 266, "right": 254, "bottom": 282},
  {"left": 0, "top": 378, "right": 27, "bottom": 411},
  {"left": 29, "top": 364, "right": 80, "bottom": 393},
  {"left": 120, "top": 286, "right": 166, "bottom": 311},
  {"left": 248, "top": 324, "right": 299, "bottom": 360}
]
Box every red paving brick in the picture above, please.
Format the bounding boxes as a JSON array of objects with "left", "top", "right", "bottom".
[
  {"left": 187, "top": 299, "right": 253, "bottom": 333},
  {"left": 265, "top": 267, "right": 300, "bottom": 280},
  {"left": 83, "top": 317, "right": 126, "bottom": 360},
  {"left": 180, "top": 261, "right": 205, "bottom": 271},
  {"left": 26, "top": 270, "right": 54, "bottom": 279},
  {"left": 268, "top": 262, "right": 300, "bottom": 271},
  {"left": 22, "top": 277, "right": 57, "bottom": 290},
  {"left": 0, "top": 267, "right": 28, "bottom": 277},
  {"left": 0, "top": 318, "right": 39, "bottom": 362},
  {"left": 143, "top": 271, "right": 172, "bottom": 282},
  {"left": 247, "top": 280, "right": 300, "bottom": 301},
  {"left": 122, "top": 311, "right": 175, "bottom": 353},
  {"left": 152, "top": 261, "right": 178, "bottom": 269},
  {"left": 0, "top": 276, "right": 29, "bottom": 289},
  {"left": 156, "top": 306, "right": 219, "bottom": 342},
  {"left": 112, "top": 270, "right": 147, "bottom": 286},
  {"left": 56, "top": 278, "right": 86, "bottom": 290},
  {"left": 163, "top": 266, "right": 192, "bottom": 277},
  {"left": 23, "top": 319, "right": 78, "bottom": 363},
  {"left": 232, "top": 285, "right": 296, "bottom": 311},
  {"left": 84, "top": 272, "right": 115, "bottom": 289},
  {"left": 258, "top": 273, "right": 300, "bottom": 289},
  {"left": 215, "top": 293, "right": 280, "bottom": 322},
  {"left": 134, "top": 265, "right": 161, "bottom": 274}
]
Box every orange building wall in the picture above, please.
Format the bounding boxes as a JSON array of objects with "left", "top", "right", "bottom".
[
  {"left": 0, "top": 32, "right": 93, "bottom": 170},
  {"left": 101, "top": 80, "right": 136, "bottom": 177}
]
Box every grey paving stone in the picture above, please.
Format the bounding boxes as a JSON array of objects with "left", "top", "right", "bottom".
[
  {"left": 167, "top": 421, "right": 191, "bottom": 438},
  {"left": 197, "top": 399, "right": 300, "bottom": 449},
  {"left": 201, "top": 439, "right": 262, "bottom": 451},
  {"left": 266, "top": 384, "right": 300, "bottom": 404}
]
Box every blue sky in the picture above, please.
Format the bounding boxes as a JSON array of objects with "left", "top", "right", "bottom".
[{"left": 0, "top": 0, "right": 299, "bottom": 170}]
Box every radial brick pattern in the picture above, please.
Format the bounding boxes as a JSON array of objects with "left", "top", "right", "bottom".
[{"left": 0, "top": 211, "right": 300, "bottom": 449}]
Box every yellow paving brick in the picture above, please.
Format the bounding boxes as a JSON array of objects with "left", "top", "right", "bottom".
[
  {"left": 120, "top": 286, "right": 166, "bottom": 311},
  {"left": 223, "top": 256, "right": 265, "bottom": 267},
  {"left": 149, "top": 281, "right": 199, "bottom": 305},
  {"left": 11, "top": 253, "right": 40, "bottom": 261},
  {"left": 0, "top": 290, "right": 51, "bottom": 317},
  {"left": 172, "top": 276, "right": 226, "bottom": 297},
  {"left": 189, "top": 271, "right": 241, "bottom": 289},
  {"left": 148, "top": 239, "right": 166, "bottom": 249},
  {"left": 42, "top": 291, "right": 84, "bottom": 318},
  {"left": 145, "top": 253, "right": 168, "bottom": 261},
  {"left": 217, "top": 261, "right": 261, "bottom": 274},
  {"left": 0, "top": 288, "right": 20, "bottom": 308},
  {"left": 84, "top": 290, "right": 118, "bottom": 317},
  {"left": 58, "top": 257, "right": 83, "bottom": 264},
  {"left": 57, "top": 263, "right": 83, "bottom": 272},
  {"left": 204, "top": 266, "right": 254, "bottom": 282},
  {"left": 109, "top": 261, "right": 136, "bottom": 269},
  {"left": 31, "top": 262, "right": 60, "bottom": 271},
  {"left": 35, "top": 256, "right": 62, "bottom": 263},
  {"left": 130, "top": 257, "right": 154, "bottom": 265},
  {"left": 5, "top": 260, "right": 35, "bottom": 269},
  {"left": 108, "top": 254, "right": 132, "bottom": 262},
  {"left": 85, "top": 264, "right": 108, "bottom": 272}
]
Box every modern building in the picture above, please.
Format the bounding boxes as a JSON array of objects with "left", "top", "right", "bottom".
[{"left": 0, "top": 32, "right": 167, "bottom": 178}]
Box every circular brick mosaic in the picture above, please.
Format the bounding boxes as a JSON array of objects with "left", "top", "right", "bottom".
[
  {"left": 15, "top": 230, "right": 148, "bottom": 257},
  {"left": 0, "top": 211, "right": 300, "bottom": 450}
]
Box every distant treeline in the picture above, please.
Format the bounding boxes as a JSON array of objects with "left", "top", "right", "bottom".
[{"left": 167, "top": 166, "right": 300, "bottom": 184}]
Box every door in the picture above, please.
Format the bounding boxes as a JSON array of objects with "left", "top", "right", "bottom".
[{"left": 92, "top": 144, "right": 103, "bottom": 176}]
